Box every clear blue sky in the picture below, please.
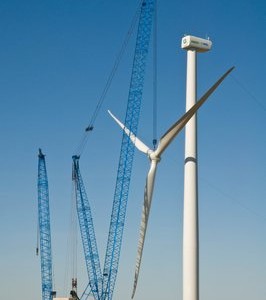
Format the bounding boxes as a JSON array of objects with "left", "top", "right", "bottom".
[{"left": 0, "top": 0, "right": 265, "bottom": 299}]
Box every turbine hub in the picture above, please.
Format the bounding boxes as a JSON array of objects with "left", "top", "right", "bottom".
[{"left": 149, "top": 151, "right": 161, "bottom": 162}]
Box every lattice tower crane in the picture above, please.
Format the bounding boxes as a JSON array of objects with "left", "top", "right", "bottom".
[
  {"left": 37, "top": 149, "right": 55, "bottom": 300},
  {"left": 71, "top": 1, "right": 155, "bottom": 299},
  {"left": 101, "top": 1, "right": 155, "bottom": 299},
  {"left": 72, "top": 155, "right": 103, "bottom": 300}
]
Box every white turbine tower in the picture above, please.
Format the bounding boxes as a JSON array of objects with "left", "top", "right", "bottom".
[
  {"left": 108, "top": 63, "right": 233, "bottom": 298},
  {"left": 181, "top": 35, "right": 212, "bottom": 300}
]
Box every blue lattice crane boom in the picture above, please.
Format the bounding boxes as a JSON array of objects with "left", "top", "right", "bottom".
[
  {"left": 72, "top": 155, "right": 103, "bottom": 300},
  {"left": 102, "top": 1, "right": 155, "bottom": 299},
  {"left": 37, "top": 149, "right": 54, "bottom": 300}
]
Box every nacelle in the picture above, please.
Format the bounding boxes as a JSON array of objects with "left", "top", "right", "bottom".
[{"left": 181, "top": 35, "right": 212, "bottom": 52}]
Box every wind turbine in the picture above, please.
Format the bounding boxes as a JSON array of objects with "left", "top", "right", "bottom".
[{"left": 108, "top": 66, "right": 234, "bottom": 298}]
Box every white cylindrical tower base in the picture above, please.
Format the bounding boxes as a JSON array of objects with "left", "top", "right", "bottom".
[{"left": 183, "top": 49, "right": 199, "bottom": 300}]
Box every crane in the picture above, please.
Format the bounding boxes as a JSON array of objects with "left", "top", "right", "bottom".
[
  {"left": 37, "top": 149, "right": 55, "bottom": 300},
  {"left": 70, "top": 1, "right": 154, "bottom": 299},
  {"left": 101, "top": 1, "right": 155, "bottom": 299},
  {"left": 72, "top": 155, "right": 103, "bottom": 300}
]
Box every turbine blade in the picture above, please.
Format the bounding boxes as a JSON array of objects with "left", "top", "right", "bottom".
[
  {"left": 132, "top": 160, "right": 158, "bottom": 298},
  {"left": 108, "top": 110, "right": 151, "bottom": 154},
  {"left": 155, "top": 66, "right": 234, "bottom": 157}
]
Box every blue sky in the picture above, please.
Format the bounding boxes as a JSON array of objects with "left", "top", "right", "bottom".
[{"left": 0, "top": 0, "right": 265, "bottom": 299}]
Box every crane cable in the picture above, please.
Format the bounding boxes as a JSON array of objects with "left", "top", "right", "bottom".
[
  {"left": 152, "top": 0, "right": 158, "bottom": 149},
  {"left": 74, "top": 0, "right": 144, "bottom": 157},
  {"left": 231, "top": 74, "right": 266, "bottom": 112},
  {"left": 70, "top": 177, "right": 78, "bottom": 293},
  {"left": 63, "top": 177, "right": 78, "bottom": 294},
  {"left": 36, "top": 221, "right": 39, "bottom": 256}
]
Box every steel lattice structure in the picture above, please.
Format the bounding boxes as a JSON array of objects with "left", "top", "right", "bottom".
[
  {"left": 72, "top": 155, "right": 103, "bottom": 300},
  {"left": 37, "top": 149, "right": 53, "bottom": 300},
  {"left": 102, "top": 1, "right": 154, "bottom": 299}
]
